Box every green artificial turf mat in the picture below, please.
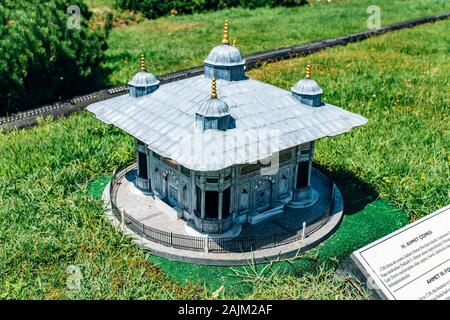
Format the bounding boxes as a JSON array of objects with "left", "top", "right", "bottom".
[
  {"left": 88, "top": 177, "right": 409, "bottom": 297},
  {"left": 87, "top": 175, "right": 112, "bottom": 199}
]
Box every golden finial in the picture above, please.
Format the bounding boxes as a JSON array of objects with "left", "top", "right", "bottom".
[
  {"left": 222, "top": 19, "right": 229, "bottom": 45},
  {"left": 140, "top": 54, "right": 146, "bottom": 72},
  {"left": 233, "top": 37, "right": 237, "bottom": 47},
  {"left": 305, "top": 62, "right": 312, "bottom": 79},
  {"left": 211, "top": 78, "right": 217, "bottom": 99}
]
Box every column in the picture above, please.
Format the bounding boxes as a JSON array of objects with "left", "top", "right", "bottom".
[
  {"left": 230, "top": 168, "right": 236, "bottom": 215},
  {"left": 307, "top": 158, "right": 313, "bottom": 187},
  {"left": 218, "top": 172, "right": 224, "bottom": 220},
  {"left": 230, "top": 185, "right": 235, "bottom": 215},
  {"left": 136, "top": 151, "right": 140, "bottom": 177},
  {"left": 218, "top": 191, "right": 223, "bottom": 221},
  {"left": 200, "top": 175, "right": 206, "bottom": 218},
  {"left": 201, "top": 190, "right": 206, "bottom": 219},
  {"left": 293, "top": 159, "right": 299, "bottom": 189}
]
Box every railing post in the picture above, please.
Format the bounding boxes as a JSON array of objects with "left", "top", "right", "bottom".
[
  {"left": 141, "top": 223, "right": 144, "bottom": 245},
  {"left": 302, "top": 221, "right": 306, "bottom": 241},
  {"left": 204, "top": 235, "right": 209, "bottom": 254},
  {"left": 170, "top": 233, "right": 173, "bottom": 248}
]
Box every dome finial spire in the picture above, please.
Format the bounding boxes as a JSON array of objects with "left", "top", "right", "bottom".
[
  {"left": 305, "top": 62, "right": 312, "bottom": 79},
  {"left": 211, "top": 78, "right": 218, "bottom": 99},
  {"left": 140, "top": 54, "right": 146, "bottom": 72},
  {"left": 233, "top": 37, "right": 237, "bottom": 47},
  {"left": 222, "top": 19, "right": 229, "bottom": 45}
]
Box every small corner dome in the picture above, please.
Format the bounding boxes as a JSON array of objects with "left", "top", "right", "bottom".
[
  {"left": 291, "top": 78, "right": 323, "bottom": 96},
  {"left": 204, "top": 44, "right": 245, "bottom": 67},
  {"left": 128, "top": 54, "right": 160, "bottom": 98},
  {"left": 128, "top": 70, "right": 160, "bottom": 88},
  {"left": 196, "top": 97, "right": 230, "bottom": 117}
]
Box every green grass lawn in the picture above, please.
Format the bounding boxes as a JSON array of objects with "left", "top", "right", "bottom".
[
  {"left": 102, "top": 0, "right": 450, "bottom": 86},
  {"left": 145, "top": 199, "right": 408, "bottom": 299},
  {"left": 249, "top": 20, "right": 449, "bottom": 220},
  {"left": 0, "top": 13, "right": 448, "bottom": 299}
]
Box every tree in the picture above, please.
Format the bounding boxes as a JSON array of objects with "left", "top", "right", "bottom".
[
  {"left": 0, "top": 0, "right": 110, "bottom": 115},
  {"left": 114, "top": 0, "right": 307, "bottom": 19}
]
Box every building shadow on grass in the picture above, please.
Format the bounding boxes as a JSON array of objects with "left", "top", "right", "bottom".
[{"left": 313, "top": 163, "right": 379, "bottom": 216}]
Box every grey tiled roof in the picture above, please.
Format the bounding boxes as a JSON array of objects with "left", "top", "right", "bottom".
[{"left": 87, "top": 76, "right": 367, "bottom": 171}]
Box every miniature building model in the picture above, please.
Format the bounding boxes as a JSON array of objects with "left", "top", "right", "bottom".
[{"left": 88, "top": 20, "right": 367, "bottom": 235}]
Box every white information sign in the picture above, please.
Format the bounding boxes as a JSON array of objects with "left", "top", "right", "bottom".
[{"left": 350, "top": 205, "right": 450, "bottom": 300}]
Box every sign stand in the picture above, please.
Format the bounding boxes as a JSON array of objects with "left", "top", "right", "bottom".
[{"left": 338, "top": 205, "right": 450, "bottom": 300}]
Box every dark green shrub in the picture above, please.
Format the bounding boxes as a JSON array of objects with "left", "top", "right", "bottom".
[
  {"left": 115, "top": 0, "right": 307, "bottom": 19},
  {"left": 0, "top": 0, "right": 110, "bottom": 115}
]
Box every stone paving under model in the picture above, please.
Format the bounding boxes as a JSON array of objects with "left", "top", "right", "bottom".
[{"left": 102, "top": 167, "right": 344, "bottom": 265}]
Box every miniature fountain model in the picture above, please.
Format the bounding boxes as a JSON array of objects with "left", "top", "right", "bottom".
[{"left": 87, "top": 20, "right": 367, "bottom": 265}]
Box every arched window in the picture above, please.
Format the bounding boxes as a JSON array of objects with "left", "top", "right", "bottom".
[
  {"left": 240, "top": 189, "right": 249, "bottom": 211},
  {"left": 154, "top": 168, "right": 160, "bottom": 192},
  {"left": 203, "top": 119, "right": 211, "bottom": 130},
  {"left": 256, "top": 181, "right": 272, "bottom": 212},
  {"left": 204, "top": 118, "right": 219, "bottom": 130},
  {"left": 138, "top": 151, "right": 148, "bottom": 179}
]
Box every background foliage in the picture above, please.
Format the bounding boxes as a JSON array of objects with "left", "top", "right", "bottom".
[
  {"left": 0, "top": 0, "right": 110, "bottom": 115},
  {"left": 114, "top": 0, "right": 307, "bottom": 19}
]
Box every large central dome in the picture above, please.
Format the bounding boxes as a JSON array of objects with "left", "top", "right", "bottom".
[
  {"left": 196, "top": 96, "right": 230, "bottom": 117},
  {"left": 204, "top": 44, "right": 245, "bottom": 67},
  {"left": 204, "top": 20, "right": 246, "bottom": 82}
]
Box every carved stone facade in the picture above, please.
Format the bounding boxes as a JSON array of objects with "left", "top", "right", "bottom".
[{"left": 136, "top": 139, "right": 317, "bottom": 234}]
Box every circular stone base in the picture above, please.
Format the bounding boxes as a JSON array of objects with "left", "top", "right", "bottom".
[
  {"left": 128, "top": 177, "right": 153, "bottom": 197},
  {"left": 102, "top": 167, "right": 344, "bottom": 266},
  {"left": 284, "top": 188, "right": 319, "bottom": 212},
  {"left": 184, "top": 220, "right": 243, "bottom": 239}
]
